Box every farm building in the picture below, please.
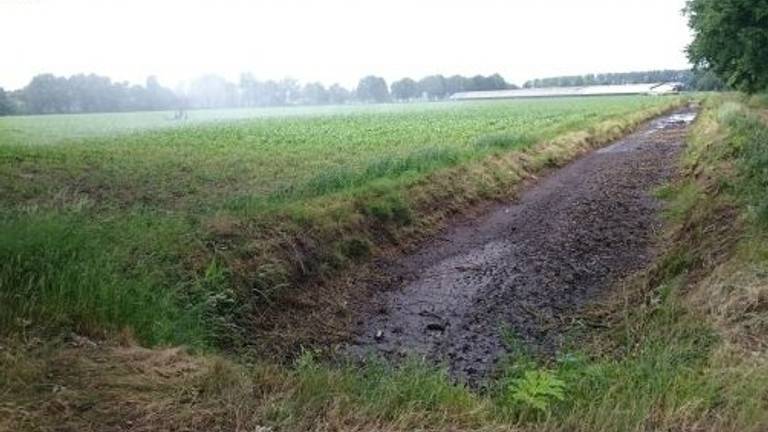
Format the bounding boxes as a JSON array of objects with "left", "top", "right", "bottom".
[{"left": 449, "top": 82, "right": 684, "bottom": 101}]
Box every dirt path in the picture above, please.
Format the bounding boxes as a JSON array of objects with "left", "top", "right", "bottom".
[{"left": 347, "top": 108, "right": 697, "bottom": 382}]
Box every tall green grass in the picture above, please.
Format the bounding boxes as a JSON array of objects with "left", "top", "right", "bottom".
[
  {"left": 721, "top": 109, "right": 768, "bottom": 224},
  {"left": 0, "top": 210, "right": 214, "bottom": 346}
]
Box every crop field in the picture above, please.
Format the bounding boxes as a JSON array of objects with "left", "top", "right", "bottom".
[
  {"left": 1, "top": 96, "right": 674, "bottom": 209},
  {"left": 0, "top": 96, "right": 681, "bottom": 347}
]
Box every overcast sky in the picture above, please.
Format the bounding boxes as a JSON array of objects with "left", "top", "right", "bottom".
[{"left": 1, "top": 0, "right": 693, "bottom": 90}]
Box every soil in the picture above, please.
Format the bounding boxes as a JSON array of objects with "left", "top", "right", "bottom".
[{"left": 346, "top": 107, "right": 698, "bottom": 383}]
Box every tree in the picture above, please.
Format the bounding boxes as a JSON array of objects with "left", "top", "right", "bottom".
[
  {"left": 23, "top": 74, "right": 70, "bottom": 114},
  {"left": 390, "top": 77, "right": 420, "bottom": 101},
  {"left": 356, "top": 75, "right": 389, "bottom": 103},
  {"left": 691, "top": 69, "right": 726, "bottom": 91},
  {"left": 145, "top": 75, "right": 178, "bottom": 111},
  {"left": 65, "top": 73, "right": 135, "bottom": 113},
  {"left": 468, "top": 74, "right": 511, "bottom": 91},
  {"left": 302, "top": 82, "right": 330, "bottom": 105},
  {"left": 257, "top": 80, "right": 284, "bottom": 106},
  {"left": 685, "top": 0, "right": 768, "bottom": 93},
  {"left": 0, "top": 87, "right": 14, "bottom": 115},
  {"left": 418, "top": 75, "right": 447, "bottom": 100},
  {"left": 188, "top": 74, "right": 238, "bottom": 108},
  {"left": 487, "top": 73, "right": 513, "bottom": 90},
  {"left": 446, "top": 75, "right": 470, "bottom": 95},
  {"left": 12, "top": 73, "right": 180, "bottom": 114},
  {"left": 279, "top": 78, "right": 301, "bottom": 105},
  {"left": 328, "top": 83, "right": 351, "bottom": 105}
]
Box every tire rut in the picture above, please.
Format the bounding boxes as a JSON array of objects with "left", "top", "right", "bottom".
[{"left": 347, "top": 108, "right": 697, "bottom": 382}]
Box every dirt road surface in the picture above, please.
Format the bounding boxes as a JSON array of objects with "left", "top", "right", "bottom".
[{"left": 347, "top": 108, "right": 697, "bottom": 382}]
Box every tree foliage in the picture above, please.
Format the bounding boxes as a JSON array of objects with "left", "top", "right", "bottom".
[
  {"left": 690, "top": 70, "right": 726, "bottom": 91},
  {"left": 188, "top": 74, "right": 240, "bottom": 108},
  {"left": 0, "top": 88, "right": 14, "bottom": 116},
  {"left": 238, "top": 77, "right": 302, "bottom": 107},
  {"left": 390, "top": 77, "right": 420, "bottom": 101},
  {"left": 523, "top": 70, "right": 695, "bottom": 89},
  {"left": 391, "top": 74, "right": 512, "bottom": 101},
  {"left": 356, "top": 76, "right": 390, "bottom": 103},
  {"left": 328, "top": 84, "right": 352, "bottom": 105},
  {"left": 301, "top": 82, "right": 330, "bottom": 105},
  {"left": 9, "top": 73, "right": 180, "bottom": 115},
  {"left": 418, "top": 75, "right": 448, "bottom": 100},
  {"left": 685, "top": 0, "right": 768, "bottom": 94},
  {"left": 523, "top": 69, "right": 727, "bottom": 92}
]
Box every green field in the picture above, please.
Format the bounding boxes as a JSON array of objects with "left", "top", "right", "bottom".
[
  {"left": 1, "top": 97, "right": 674, "bottom": 209},
  {"left": 0, "top": 96, "right": 681, "bottom": 346}
]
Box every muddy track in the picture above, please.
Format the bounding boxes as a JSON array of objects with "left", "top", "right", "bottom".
[{"left": 347, "top": 108, "right": 697, "bottom": 382}]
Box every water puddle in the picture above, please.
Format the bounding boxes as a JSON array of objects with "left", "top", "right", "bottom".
[{"left": 598, "top": 107, "right": 696, "bottom": 154}]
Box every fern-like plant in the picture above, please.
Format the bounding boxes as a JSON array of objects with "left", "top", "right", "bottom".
[{"left": 508, "top": 370, "right": 566, "bottom": 414}]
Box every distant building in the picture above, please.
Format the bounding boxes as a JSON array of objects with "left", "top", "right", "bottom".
[
  {"left": 647, "top": 82, "right": 685, "bottom": 95},
  {"left": 449, "top": 83, "right": 684, "bottom": 101}
]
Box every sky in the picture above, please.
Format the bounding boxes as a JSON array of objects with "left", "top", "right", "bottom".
[{"left": 0, "top": 0, "right": 693, "bottom": 90}]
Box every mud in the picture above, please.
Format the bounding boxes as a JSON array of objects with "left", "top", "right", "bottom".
[{"left": 347, "top": 107, "right": 697, "bottom": 382}]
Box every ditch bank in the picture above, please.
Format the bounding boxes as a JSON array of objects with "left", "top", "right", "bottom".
[{"left": 347, "top": 107, "right": 698, "bottom": 382}]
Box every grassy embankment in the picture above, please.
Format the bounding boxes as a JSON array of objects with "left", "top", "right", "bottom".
[
  {"left": 4, "top": 94, "right": 768, "bottom": 431},
  {"left": 0, "top": 96, "right": 682, "bottom": 349}
]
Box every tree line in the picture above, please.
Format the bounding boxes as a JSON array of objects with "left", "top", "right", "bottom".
[
  {"left": 0, "top": 74, "right": 179, "bottom": 116},
  {"left": 523, "top": 69, "right": 725, "bottom": 91},
  {"left": 0, "top": 69, "right": 721, "bottom": 117},
  {"left": 0, "top": 72, "right": 513, "bottom": 116}
]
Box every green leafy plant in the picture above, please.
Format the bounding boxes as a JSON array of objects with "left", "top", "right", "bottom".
[{"left": 508, "top": 370, "right": 566, "bottom": 414}]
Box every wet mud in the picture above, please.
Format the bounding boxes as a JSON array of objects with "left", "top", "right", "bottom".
[{"left": 347, "top": 108, "right": 697, "bottom": 382}]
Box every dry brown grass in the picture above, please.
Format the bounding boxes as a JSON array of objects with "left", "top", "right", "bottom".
[
  {"left": 0, "top": 337, "right": 271, "bottom": 432},
  {"left": 688, "top": 236, "right": 768, "bottom": 352},
  {"left": 0, "top": 336, "right": 525, "bottom": 432}
]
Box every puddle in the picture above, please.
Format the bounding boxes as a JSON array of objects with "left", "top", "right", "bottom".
[{"left": 598, "top": 107, "right": 696, "bottom": 154}]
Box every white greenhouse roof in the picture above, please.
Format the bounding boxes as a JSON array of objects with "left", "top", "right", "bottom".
[{"left": 450, "top": 83, "right": 683, "bottom": 101}]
